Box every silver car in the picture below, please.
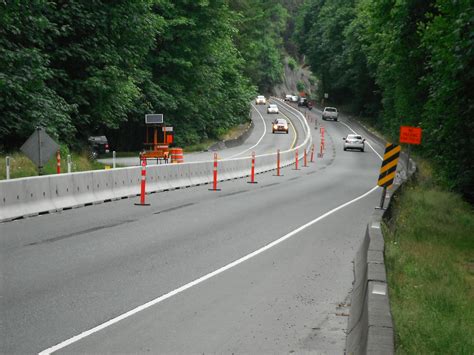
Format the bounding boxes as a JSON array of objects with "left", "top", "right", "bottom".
[
  {"left": 343, "top": 134, "right": 365, "bottom": 152},
  {"left": 267, "top": 104, "right": 279, "bottom": 114}
]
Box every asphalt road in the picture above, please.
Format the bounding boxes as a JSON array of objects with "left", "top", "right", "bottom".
[
  {"left": 99, "top": 102, "right": 302, "bottom": 166},
  {"left": 1, "top": 101, "right": 388, "bottom": 354}
]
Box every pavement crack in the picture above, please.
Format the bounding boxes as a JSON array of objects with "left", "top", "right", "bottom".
[
  {"left": 260, "top": 182, "right": 280, "bottom": 188},
  {"left": 26, "top": 219, "right": 137, "bottom": 246},
  {"left": 154, "top": 202, "right": 195, "bottom": 215},
  {"left": 218, "top": 190, "right": 248, "bottom": 198}
]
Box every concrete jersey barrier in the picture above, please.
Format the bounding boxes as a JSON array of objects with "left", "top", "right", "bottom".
[
  {"left": 345, "top": 150, "right": 416, "bottom": 355},
  {"left": 0, "top": 101, "right": 311, "bottom": 222}
]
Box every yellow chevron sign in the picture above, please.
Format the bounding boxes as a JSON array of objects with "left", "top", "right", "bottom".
[{"left": 378, "top": 143, "right": 401, "bottom": 187}]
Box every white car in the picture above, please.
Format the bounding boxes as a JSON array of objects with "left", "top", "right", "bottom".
[
  {"left": 343, "top": 134, "right": 365, "bottom": 152},
  {"left": 267, "top": 104, "right": 279, "bottom": 114},
  {"left": 291, "top": 95, "right": 298, "bottom": 102},
  {"left": 284, "top": 94, "right": 293, "bottom": 101},
  {"left": 255, "top": 95, "right": 266, "bottom": 105},
  {"left": 322, "top": 107, "right": 338, "bottom": 121},
  {"left": 272, "top": 118, "right": 289, "bottom": 134}
]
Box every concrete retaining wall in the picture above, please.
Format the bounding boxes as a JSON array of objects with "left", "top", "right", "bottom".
[
  {"left": 0, "top": 102, "right": 310, "bottom": 223},
  {"left": 345, "top": 154, "right": 416, "bottom": 354}
]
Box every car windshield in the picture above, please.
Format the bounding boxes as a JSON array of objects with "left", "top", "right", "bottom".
[
  {"left": 347, "top": 135, "right": 362, "bottom": 140},
  {"left": 325, "top": 107, "right": 336, "bottom": 112},
  {"left": 257, "top": 96, "right": 264, "bottom": 99},
  {"left": 269, "top": 104, "right": 277, "bottom": 108},
  {"left": 276, "top": 119, "right": 287, "bottom": 124}
]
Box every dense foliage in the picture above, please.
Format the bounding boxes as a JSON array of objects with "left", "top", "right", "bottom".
[
  {"left": 296, "top": 0, "right": 473, "bottom": 198},
  {"left": 0, "top": 0, "right": 293, "bottom": 150}
]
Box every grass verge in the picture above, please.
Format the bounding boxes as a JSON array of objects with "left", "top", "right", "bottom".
[
  {"left": 384, "top": 160, "right": 474, "bottom": 354},
  {"left": 0, "top": 151, "right": 107, "bottom": 180}
]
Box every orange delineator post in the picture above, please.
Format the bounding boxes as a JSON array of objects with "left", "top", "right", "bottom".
[
  {"left": 310, "top": 144, "right": 315, "bottom": 162},
  {"left": 212, "top": 153, "right": 218, "bottom": 191},
  {"left": 56, "top": 150, "right": 61, "bottom": 174},
  {"left": 304, "top": 149, "right": 307, "bottom": 167},
  {"left": 295, "top": 150, "right": 299, "bottom": 170},
  {"left": 135, "top": 160, "right": 150, "bottom": 206},
  {"left": 248, "top": 152, "right": 257, "bottom": 184},
  {"left": 277, "top": 149, "right": 281, "bottom": 176}
]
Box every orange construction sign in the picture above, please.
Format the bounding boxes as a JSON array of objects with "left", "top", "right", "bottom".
[{"left": 400, "top": 126, "right": 422, "bottom": 145}]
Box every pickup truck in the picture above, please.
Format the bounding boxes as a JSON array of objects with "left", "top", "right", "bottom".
[{"left": 322, "top": 107, "right": 338, "bottom": 121}]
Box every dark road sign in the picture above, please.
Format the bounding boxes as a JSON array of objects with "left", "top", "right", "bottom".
[{"left": 20, "top": 127, "right": 59, "bottom": 171}]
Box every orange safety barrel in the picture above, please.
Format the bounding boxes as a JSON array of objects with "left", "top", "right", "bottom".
[{"left": 170, "top": 148, "right": 184, "bottom": 163}]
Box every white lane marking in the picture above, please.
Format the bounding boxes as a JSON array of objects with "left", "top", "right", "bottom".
[
  {"left": 338, "top": 120, "right": 383, "bottom": 160},
  {"left": 273, "top": 99, "right": 312, "bottom": 151},
  {"left": 226, "top": 104, "right": 267, "bottom": 159},
  {"left": 39, "top": 184, "right": 379, "bottom": 354},
  {"left": 278, "top": 109, "right": 298, "bottom": 149}
]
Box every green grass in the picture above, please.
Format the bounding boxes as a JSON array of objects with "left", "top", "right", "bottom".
[
  {"left": 384, "top": 160, "right": 474, "bottom": 354},
  {"left": 0, "top": 151, "right": 107, "bottom": 180}
]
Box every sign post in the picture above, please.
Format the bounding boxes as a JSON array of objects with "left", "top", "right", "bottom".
[
  {"left": 5, "top": 156, "right": 10, "bottom": 180},
  {"left": 399, "top": 126, "right": 422, "bottom": 175}
]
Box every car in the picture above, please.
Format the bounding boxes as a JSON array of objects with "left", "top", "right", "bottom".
[
  {"left": 272, "top": 118, "right": 289, "bottom": 134},
  {"left": 343, "top": 134, "right": 365, "bottom": 152},
  {"left": 284, "top": 94, "right": 293, "bottom": 101},
  {"left": 322, "top": 106, "right": 338, "bottom": 121},
  {"left": 88, "top": 135, "right": 110, "bottom": 159},
  {"left": 298, "top": 97, "right": 308, "bottom": 107},
  {"left": 290, "top": 95, "right": 298, "bottom": 102},
  {"left": 255, "top": 95, "right": 266, "bottom": 105},
  {"left": 267, "top": 104, "right": 279, "bottom": 114}
]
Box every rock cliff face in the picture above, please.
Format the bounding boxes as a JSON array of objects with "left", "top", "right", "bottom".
[{"left": 271, "top": 57, "right": 316, "bottom": 99}]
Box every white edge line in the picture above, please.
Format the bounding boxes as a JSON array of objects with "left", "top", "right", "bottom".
[
  {"left": 338, "top": 120, "right": 383, "bottom": 161},
  {"left": 39, "top": 184, "right": 379, "bottom": 354},
  {"left": 226, "top": 104, "right": 267, "bottom": 159}
]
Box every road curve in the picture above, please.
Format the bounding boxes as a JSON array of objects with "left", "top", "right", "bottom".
[
  {"left": 1, "top": 102, "right": 387, "bottom": 354},
  {"left": 99, "top": 102, "right": 300, "bottom": 167}
]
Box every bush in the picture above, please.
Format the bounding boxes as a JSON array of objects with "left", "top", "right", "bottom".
[
  {"left": 287, "top": 57, "right": 297, "bottom": 70},
  {"left": 296, "top": 80, "right": 305, "bottom": 92}
]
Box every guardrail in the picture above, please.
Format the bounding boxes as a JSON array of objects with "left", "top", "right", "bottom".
[
  {"left": 345, "top": 150, "right": 416, "bottom": 354},
  {"left": 0, "top": 101, "right": 311, "bottom": 223}
]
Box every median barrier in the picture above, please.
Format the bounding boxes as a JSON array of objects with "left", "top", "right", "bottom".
[
  {"left": 0, "top": 175, "right": 55, "bottom": 221},
  {"left": 187, "top": 161, "right": 212, "bottom": 186},
  {"left": 71, "top": 171, "right": 97, "bottom": 206},
  {"left": 146, "top": 165, "right": 162, "bottom": 193},
  {"left": 110, "top": 167, "right": 135, "bottom": 199},
  {"left": 168, "top": 163, "right": 193, "bottom": 189},
  {"left": 49, "top": 173, "right": 80, "bottom": 211},
  {"left": 92, "top": 170, "right": 115, "bottom": 202},
  {"left": 0, "top": 100, "right": 312, "bottom": 222}
]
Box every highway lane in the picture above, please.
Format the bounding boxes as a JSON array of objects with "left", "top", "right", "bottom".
[
  {"left": 1, "top": 102, "right": 386, "bottom": 353},
  {"left": 100, "top": 102, "right": 300, "bottom": 166}
]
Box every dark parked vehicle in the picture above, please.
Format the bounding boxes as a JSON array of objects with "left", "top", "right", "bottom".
[
  {"left": 88, "top": 135, "right": 110, "bottom": 159},
  {"left": 298, "top": 97, "right": 307, "bottom": 107},
  {"left": 298, "top": 97, "right": 313, "bottom": 110}
]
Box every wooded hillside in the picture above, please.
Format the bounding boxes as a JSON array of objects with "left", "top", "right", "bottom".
[
  {"left": 296, "top": 0, "right": 473, "bottom": 198},
  {"left": 0, "top": 0, "right": 293, "bottom": 150}
]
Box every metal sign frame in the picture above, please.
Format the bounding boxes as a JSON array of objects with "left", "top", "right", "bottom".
[{"left": 145, "top": 114, "right": 163, "bottom": 125}]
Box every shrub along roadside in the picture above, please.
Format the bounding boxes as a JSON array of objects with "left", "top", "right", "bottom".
[
  {"left": 383, "top": 160, "right": 474, "bottom": 354},
  {"left": 0, "top": 151, "right": 106, "bottom": 180}
]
